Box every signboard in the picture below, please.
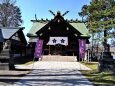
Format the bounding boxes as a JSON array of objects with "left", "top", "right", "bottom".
[
  {"left": 34, "top": 39, "right": 43, "bottom": 58},
  {"left": 79, "top": 39, "right": 86, "bottom": 58},
  {"left": 47, "top": 37, "right": 68, "bottom": 46}
]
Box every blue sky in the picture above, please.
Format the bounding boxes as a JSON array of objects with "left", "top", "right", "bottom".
[{"left": 16, "top": 0, "right": 91, "bottom": 41}]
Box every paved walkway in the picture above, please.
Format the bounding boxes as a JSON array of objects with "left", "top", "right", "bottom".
[
  {"left": 13, "top": 61, "right": 93, "bottom": 86},
  {"left": 15, "top": 61, "right": 91, "bottom": 70},
  {"left": 14, "top": 69, "right": 93, "bottom": 86}
]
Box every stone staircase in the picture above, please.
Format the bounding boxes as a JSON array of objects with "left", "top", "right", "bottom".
[
  {"left": 0, "top": 49, "right": 10, "bottom": 70},
  {"left": 41, "top": 55, "right": 77, "bottom": 62}
]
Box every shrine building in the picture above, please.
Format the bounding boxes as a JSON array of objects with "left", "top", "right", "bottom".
[{"left": 27, "top": 11, "right": 90, "bottom": 61}]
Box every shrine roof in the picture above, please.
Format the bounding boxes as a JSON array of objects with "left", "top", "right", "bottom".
[
  {"left": 28, "top": 22, "right": 47, "bottom": 36},
  {"left": 69, "top": 23, "right": 90, "bottom": 37},
  {"left": 28, "top": 21, "right": 90, "bottom": 37},
  {"left": 28, "top": 37, "right": 38, "bottom": 43},
  {"left": 0, "top": 28, "right": 19, "bottom": 39},
  {"left": 0, "top": 27, "right": 27, "bottom": 44}
]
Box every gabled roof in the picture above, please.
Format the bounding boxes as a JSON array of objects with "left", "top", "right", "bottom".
[
  {"left": 1, "top": 28, "right": 19, "bottom": 39},
  {"left": 69, "top": 23, "right": 90, "bottom": 37},
  {"left": 28, "top": 22, "right": 47, "bottom": 36},
  {"left": 0, "top": 29, "right": 4, "bottom": 42},
  {"left": 28, "top": 21, "right": 90, "bottom": 37},
  {"left": 28, "top": 12, "right": 90, "bottom": 38},
  {"left": 0, "top": 27, "right": 27, "bottom": 44}
]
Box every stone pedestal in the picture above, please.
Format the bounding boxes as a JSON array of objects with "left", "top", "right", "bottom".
[
  {"left": 99, "top": 52, "right": 115, "bottom": 73},
  {"left": 0, "top": 63, "right": 9, "bottom": 70},
  {"left": 0, "top": 40, "right": 15, "bottom": 70},
  {"left": 0, "top": 48, "right": 10, "bottom": 70},
  {"left": 9, "top": 51, "right": 15, "bottom": 70}
]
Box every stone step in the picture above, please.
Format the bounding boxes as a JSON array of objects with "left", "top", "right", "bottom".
[
  {"left": 0, "top": 49, "right": 10, "bottom": 60},
  {"left": 0, "top": 53, "right": 9, "bottom": 56},
  {"left": 0, "top": 51, "right": 9, "bottom": 54},
  {"left": 0, "top": 56, "right": 9, "bottom": 59},
  {"left": 0, "top": 49, "right": 9, "bottom": 53},
  {"left": 0, "top": 63, "right": 9, "bottom": 70},
  {"left": 42, "top": 55, "right": 77, "bottom": 62},
  {"left": 1, "top": 49, "right": 9, "bottom": 51}
]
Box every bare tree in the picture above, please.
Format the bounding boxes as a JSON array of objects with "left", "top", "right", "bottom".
[{"left": 0, "top": 0, "right": 22, "bottom": 27}]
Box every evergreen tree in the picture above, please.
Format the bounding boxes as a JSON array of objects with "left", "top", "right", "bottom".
[
  {"left": 78, "top": 5, "right": 88, "bottom": 22},
  {"left": 0, "top": 0, "right": 22, "bottom": 27},
  {"left": 79, "top": 0, "right": 115, "bottom": 51}
]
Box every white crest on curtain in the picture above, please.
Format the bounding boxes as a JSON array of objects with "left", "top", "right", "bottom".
[{"left": 47, "top": 37, "right": 68, "bottom": 46}]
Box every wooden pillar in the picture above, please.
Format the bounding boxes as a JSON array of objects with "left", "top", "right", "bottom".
[
  {"left": 73, "top": 52, "right": 74, "bottom": 56},
  {"left": 86, "top": 50, "right": 88, "bottom": 62},
  {"left": 25, "top": 46, "right": 26, "bottom": 56},
  {"left": 49, "top": 45, "right": 50, "bottom": 55},
  {"left": 87, "top": 49, "right": 90, "bottom": 63}
]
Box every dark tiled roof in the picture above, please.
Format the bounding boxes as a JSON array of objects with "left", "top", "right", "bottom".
[
  {"left": 0, "top": 27, "right": 20, "bottom": 39},
  {"left": 0, "top": 27, "right": 27, "bottom": 44}
]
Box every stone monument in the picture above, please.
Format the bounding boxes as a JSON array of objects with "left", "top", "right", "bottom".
[{"left": 99, "top": 43, "right": 115, "bottom": 73}]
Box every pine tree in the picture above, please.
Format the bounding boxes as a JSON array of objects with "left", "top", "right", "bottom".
[{"left": 79, "top": 0, "right": 115, "bottom": 51}]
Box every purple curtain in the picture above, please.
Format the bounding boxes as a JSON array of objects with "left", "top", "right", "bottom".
[
  {"left": 79, "top": 39, "right": 86, "bottom": 58},
  {"left": 34, "top": 39, "right": 43, "bottom": 58}
]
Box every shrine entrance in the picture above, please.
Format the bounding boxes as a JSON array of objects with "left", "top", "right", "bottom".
[
  {"left": 52, "top": 44, "right": 66, "bottom": 55},
  {"left": 54, "top": 44, "right": 62, "bottom": 55}
]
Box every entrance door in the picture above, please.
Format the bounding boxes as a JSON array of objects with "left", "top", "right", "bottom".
[{"left": 53, "top": 44, "right": 62, "bottom": 55}]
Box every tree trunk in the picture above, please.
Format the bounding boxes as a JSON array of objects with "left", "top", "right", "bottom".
[{"left": 104, "top": 30, "right": 110, "bottom": 52}]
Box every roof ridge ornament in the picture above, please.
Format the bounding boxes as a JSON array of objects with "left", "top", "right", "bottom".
[
  {"left": 49, "top": 10, "right": 55, "bottom": 16},
  {"left": 35, "top": 14, "right": 38, "bottom": 21},
  {"left": 62, "top": 11, "right": 69, "bottom": 16},
  {"left": 48, "top": 10, "right": 69, "bottom": 17}
]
